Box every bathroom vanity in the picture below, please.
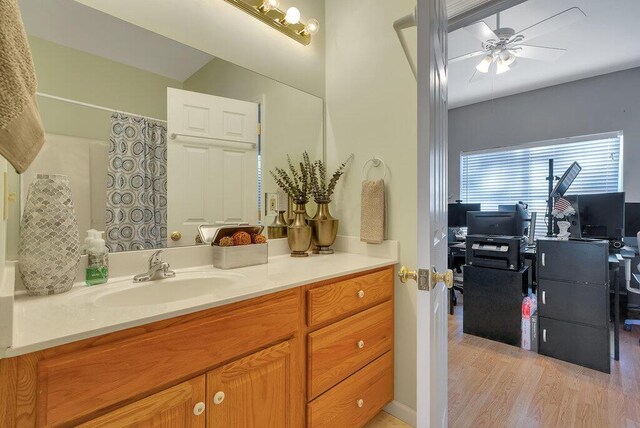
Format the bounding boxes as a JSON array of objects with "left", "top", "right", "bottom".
[{"left": 0, "top": 255, "right": 395, "bottom": 427}]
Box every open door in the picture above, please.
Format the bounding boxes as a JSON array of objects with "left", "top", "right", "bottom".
[
  {"left": 166, "top": 88, "right": 259, "bottom": 247},
  {"left": 416, "top": 0, "right": 451, "bottom": 426}
]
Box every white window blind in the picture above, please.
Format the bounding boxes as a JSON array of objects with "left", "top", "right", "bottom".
[{"left": 460, "top": 132, "right": 623, "bottom": 238}]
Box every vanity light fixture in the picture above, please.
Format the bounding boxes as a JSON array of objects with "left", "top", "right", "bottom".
[{"left": 224, "top": 0, "right": 319, "bottom": 45}]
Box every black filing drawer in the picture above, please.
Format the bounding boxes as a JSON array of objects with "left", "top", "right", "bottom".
[
  {"left": 537, "top": 239, "right": 609, "bottom": 284},
  {"left": 538, "top": 280, "right": 609, "bottom": 327},
  {"left": 539, "top": 316, "right": 610, "bottom": 373}
]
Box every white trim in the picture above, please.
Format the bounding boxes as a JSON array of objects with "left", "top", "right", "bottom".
[
  {"left": 460, "top": 130, "right": 622, "bottom": 157},
  {"left": 36, "top": 92, "right": 167, "bottom": 124},
  {"left": 384, "top": 400, "right": 417, "bottom": 427}
]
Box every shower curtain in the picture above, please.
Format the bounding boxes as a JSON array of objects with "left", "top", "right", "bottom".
[{"left": 106, "top": 113, "right": 167, "bottom": 252}]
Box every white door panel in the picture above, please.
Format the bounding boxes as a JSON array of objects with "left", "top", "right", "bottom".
[
  {"left": 167, "top": 88, "right": 258, "bottom": 246},
  {"left": 417, "top": 0, "right": 449, "bottom": 426}
]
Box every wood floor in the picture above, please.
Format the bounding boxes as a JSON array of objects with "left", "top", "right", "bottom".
[{"left": 449, "top": 293, "right": 640, "bottom": 427}]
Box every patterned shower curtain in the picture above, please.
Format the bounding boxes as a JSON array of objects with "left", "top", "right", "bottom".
[{"left": 106, "top": 113, "right": 167, "bottom": 252}]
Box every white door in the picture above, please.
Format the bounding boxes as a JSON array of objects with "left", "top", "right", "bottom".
[
  {"left": 416, "top": 0, "right": 450, "bottom": 426},
  {"left": 167, "top": 88, "right": 259, "bottom": 247}
]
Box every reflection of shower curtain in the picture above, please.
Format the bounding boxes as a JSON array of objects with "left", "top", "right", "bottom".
[{"left": 106, "top": 113, "right": 167, "bottom": 252}]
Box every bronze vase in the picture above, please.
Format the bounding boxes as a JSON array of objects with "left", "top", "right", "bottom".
[
  {"left": 309, "top": 201, "right": 339, "bottom": 255},
  {"left": 287, "top": 202, "right": 312, "bottom": 257}
]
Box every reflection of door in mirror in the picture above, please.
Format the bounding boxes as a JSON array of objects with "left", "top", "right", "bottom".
[{"left": 167, "top": 88, "right": 259, "bottom": 247}]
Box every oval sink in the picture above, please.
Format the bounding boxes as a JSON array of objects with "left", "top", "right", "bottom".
[{"left": 94, "top": 273, "right": 241, "bottom": 307}]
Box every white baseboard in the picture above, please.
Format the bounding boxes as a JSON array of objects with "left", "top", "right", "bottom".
[{"left": 384, "top": 400, "right": 417, "bottom": 427}]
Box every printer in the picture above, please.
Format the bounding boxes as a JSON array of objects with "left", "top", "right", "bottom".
[{"left": 466, "top": 235, "right": 526, "bottom": 271}]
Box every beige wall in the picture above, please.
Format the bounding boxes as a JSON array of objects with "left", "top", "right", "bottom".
[
  {"left": 31, "top": 36, "right": 182, "bottom": 141},
  {"left": 73, "top": 0, "right": 325, "bottom": 98},
  {"left": 325, "top": 0, "right": 418, "bottom": 411},
  {"left": 183, "top": 58, "right": 324, "bottom": 221}
]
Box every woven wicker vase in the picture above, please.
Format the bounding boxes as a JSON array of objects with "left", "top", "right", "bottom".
[{"left": 18, "top": 174, "right": 81, "bottom": 296}]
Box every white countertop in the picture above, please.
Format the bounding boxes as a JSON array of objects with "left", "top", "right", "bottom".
[{"left": 5, "top": 252, "right": 396, "bottom": 357}]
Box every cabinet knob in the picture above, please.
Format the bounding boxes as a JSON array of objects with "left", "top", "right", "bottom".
[
  {"left": 357, "top": 340, "right": 365, "bottom": 349},
  {"left": 357, "top": 398, "right": 364, "bottom": 408},
  {"left": 193, "top": 402, "right": 206, "bottom": 416},
  {"left": 171, "top": 231, "right": 182, "bottom": 241},
  {"left": 213, "top": 391, "right": 225, "bottom": 405},
  {"left": 357, "top": 290, "right": 365, "bottom": 298}
]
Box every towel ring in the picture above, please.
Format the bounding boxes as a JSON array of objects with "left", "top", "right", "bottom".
[{"left": 362, "top": 157, "right": 387, "bottom": 182}]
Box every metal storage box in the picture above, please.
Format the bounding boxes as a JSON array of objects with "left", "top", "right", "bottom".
[{"left": 199, "top": 224, "right": 268, "bottom": 270}]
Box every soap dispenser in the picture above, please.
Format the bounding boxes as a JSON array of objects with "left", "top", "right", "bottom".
[
  {"left": 86, "top": 231, "right": 109, "bottom": 286},
  {"left": 82, "top": 229, "right": 97, "bottom": 255}
]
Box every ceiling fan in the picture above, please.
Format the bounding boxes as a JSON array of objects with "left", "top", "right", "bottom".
[{"left": 450, "top": 7, "right": 586, "bottom": 82}]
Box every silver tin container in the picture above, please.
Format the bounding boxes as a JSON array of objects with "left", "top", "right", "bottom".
[{"left": 200, "top": 224, "right": 268, "bottom": 269}]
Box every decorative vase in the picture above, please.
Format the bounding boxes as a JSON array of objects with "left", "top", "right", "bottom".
[
  {"left": 557, "top": 220, "right": 571, "bottom": 240},
  {"left": 18, "top": 174, "right": 81, "bottom": 295},
  {"left": 309, "top": 201, "right": 339, "bottom": 255},
  {"left": 267, "top": 211, "right": 288, "bottom": 239},
  {"left": 287, "top": 202, "right": 312, "bottom": 257}
]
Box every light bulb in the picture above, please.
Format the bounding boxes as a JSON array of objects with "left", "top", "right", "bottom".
[
  {"left": 258, "top": 0, "right": 279, "bottom": 12},
  {"left": 500, "top": 50, "right": 516, "bottom": 66},
  {"left": 284, "top": 7, "right": 301, "bottom": 24},
  {"left": 303, "top": 18, "right": 320, "bottom": 35},
  {"left": 475, "top": 55, "right": 492, "bottom": 73},
  {"left": 496, "top": 58, "right": 510, "bottom": 74}
]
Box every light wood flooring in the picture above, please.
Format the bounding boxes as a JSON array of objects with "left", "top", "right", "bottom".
[{"left": 449, "top": 293, "right": 640, "bottom": 427}]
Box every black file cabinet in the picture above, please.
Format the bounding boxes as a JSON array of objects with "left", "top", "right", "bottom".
[{"left": 537, "top": 239, "right": 610, "bottom": 373}]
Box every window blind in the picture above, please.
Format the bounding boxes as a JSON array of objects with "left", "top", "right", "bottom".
[{"left": 460, "top": 132, "right": 623, "bottom": 238}]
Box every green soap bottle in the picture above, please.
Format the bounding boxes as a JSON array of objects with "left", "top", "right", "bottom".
[{"left": 86, "top": 231, "right": 109, "bottom": 286}]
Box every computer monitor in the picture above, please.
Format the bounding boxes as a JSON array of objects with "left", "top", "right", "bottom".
[
  {"left": 624, "top": 203, "right": 640, "bottom": 246},
  {"left": 570, "top": 192, "right": 625, "bottom": 241},
  {"left": 467, "top": 211, "right": 518, "bottom": 236},
  {"left": 498, "top": 203, "right": 530, "bottom": 236},
  {"left": 550, "top": 162, "right": 582, "bottom": 198},
  {"left": 448, "top": 203, "right": 481, "bottom": 227}
]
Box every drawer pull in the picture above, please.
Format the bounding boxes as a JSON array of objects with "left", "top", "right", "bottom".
[
  {"left": 357, "top": 398, "right": 364, "bottom": 408},
  {"left": 541, "top": 253, "right": 546, "bottom": 267},
  {"left": 213, "top": 391, "right": 225, "bottom": 405},
  {"left": 193, "top": 402, "right": 206, "bottom": 416},
  {"left": 357, "top": 290, "right": 365, "bottom": 298},
  {"left": 542, "top": 291, "right": 546, "bottom": 305},
  {"left": 543, "top": 329, "right": 547, "bottom": 343},
  {"left": 357, "top": 340, "right": 365, "bottom": 349}
]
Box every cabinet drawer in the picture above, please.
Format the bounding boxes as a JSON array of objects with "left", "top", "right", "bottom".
[
  {"left": 538, "top": 280, "right": 608, "bottom": 327},
  {"left": 539, "top": 317, "right": 610, "bottom": 373},
  {"left": 307, "top": 352, "right": 393, "bottom": 428},
  {"left": 308, "top": 301, "right": 393, "bottom": 399},
  {"left": 307, "top": 267, "right": 393, "bottom": 328},
  {"left": 37, "top": 291, "right": 299, "bottom": 427}
]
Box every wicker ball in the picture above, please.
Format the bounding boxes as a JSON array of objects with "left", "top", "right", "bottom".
[
  {"left": 253, "top": 234, "right": 267, "bottom": 244},
  {"left": 219, "top": 236, "right": 234, "bottom": 247},
  {"left": 232, "top": 231, "right": 252, "bottom": 246}
]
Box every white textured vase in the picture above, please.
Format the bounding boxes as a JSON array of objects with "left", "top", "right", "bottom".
[
  {"left": 18, "top": 174, "right": 81, "bottom": 295},
  {"left": 557, "top": 220, "right": 571, "bottom": 240}
]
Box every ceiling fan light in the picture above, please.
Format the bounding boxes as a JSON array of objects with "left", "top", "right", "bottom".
[
  {"left": 500, "top": 50, "right": 517, "bottom": 66},
  {"left": 496, "top": 58, "right": 510, "bottom": 74},
  {"left": 476, "top": 55, "right": 492, "bottom": 73}
]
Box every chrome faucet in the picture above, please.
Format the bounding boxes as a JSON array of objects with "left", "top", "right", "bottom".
[{"left": 133, "top": 250, "right": 176, "bottom": 283}]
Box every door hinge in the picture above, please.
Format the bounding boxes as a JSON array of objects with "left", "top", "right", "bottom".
[{"left": 257, "top": 123, "right": 262, "bottom": 135}]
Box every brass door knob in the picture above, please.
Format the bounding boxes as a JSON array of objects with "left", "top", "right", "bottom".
[
  {"left": 431, "top": 267, "right": 454, "bottom": 289},
  {"left": 398, "top": 266, "right": 418, "bottom": 283},
  {"left": 170, "top": 231, "right": 182, "bottom": 241}
]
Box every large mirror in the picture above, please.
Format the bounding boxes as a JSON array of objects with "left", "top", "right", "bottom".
[{"left": 8, "top": 0, "right": 324, "bottom": 256}]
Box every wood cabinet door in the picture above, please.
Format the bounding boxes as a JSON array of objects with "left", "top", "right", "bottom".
[
  {"left": 78, "top": 376, "right": 206, "bottom": 427},
  {"left": 206, "top": 340, "right": 292, "bottom": 427}
]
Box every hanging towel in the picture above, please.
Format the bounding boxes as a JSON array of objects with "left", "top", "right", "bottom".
[
  {"left": 360, "top": 179, "right": 385, "bottom": 244},
  {"left": 0, "top": 0, "right": 44, "bottom": 173}
]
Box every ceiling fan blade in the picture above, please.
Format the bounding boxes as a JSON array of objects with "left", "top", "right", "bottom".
[
  {"left": 449, "top": 50, "right": 486, "bottom": 64},
  {"left": 513, "top": 45, "right": 567, "bottom": 61},
  {"left": 465, "top": 21, "right": 499, "bottom": 42},
  {"left": 514, "top": 7, "right": 586, "bottom": 43}
]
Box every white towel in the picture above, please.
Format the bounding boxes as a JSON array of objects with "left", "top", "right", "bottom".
[{"left": 360, "top": 179, "right": 385, "bottom": 244}]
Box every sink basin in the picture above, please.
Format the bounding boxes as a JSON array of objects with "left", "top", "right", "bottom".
[{"left": 93, "top": 272, "right": 243, "bottom": 307}]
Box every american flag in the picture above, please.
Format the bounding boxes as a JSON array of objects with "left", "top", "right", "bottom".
[{"left": 554, "top": 197, "right": 572, "bottom": 213}]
